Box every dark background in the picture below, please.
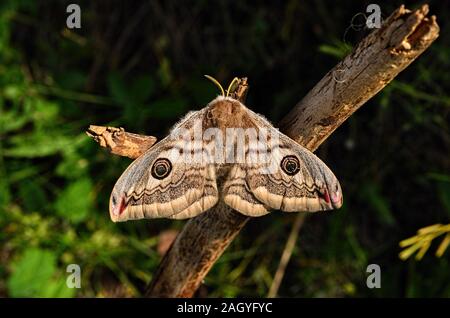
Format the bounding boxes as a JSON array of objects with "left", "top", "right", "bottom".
[{"left": 0, "top": 0, "right": 449, "bottom": 297}]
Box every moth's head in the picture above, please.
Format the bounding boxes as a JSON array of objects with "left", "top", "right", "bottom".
[{"left": 207, "top": 95, "right": 244, "bottom": 113}]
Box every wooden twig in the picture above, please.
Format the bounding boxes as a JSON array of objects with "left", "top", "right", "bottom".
[
  {"left": 267, "top": 214, "right": 306, "bottom": 298},
  {"left": 86, "top": 125, "right": 156, "bottom": 159},
  {"left": 87, "top": 5, "right": 439, "bottom": 297},
  {"left": 279, "top": 5, "right": 439, "bottom": 150}
]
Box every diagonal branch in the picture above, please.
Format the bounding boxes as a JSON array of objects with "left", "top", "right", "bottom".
[
  {"left": 280, "top": 4, "right": 439, "bottom": 149},
  {"left": 87, "top": 5, "right": 439, "bottom": 297}
]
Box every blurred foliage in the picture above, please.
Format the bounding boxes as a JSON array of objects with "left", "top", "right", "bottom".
[{"left": 0, "top": 0, "right": 449, "bottom": 297}]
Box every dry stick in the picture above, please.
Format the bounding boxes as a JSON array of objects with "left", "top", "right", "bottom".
[
  {"left": 87, "top": 5, "right": 439, "bottom": 297},
  {"left": 279, "top": 5, "right": 438, "bottom": 149},
  {"left": 267, "top": 214, "right": 306, "bottom": 298},
  {"left": 86, "top": 125, "right": 157, "bottom": 159}
]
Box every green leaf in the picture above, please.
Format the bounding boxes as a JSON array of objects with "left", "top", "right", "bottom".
[
  {"left": 8, "top": 248, "right": 57, "bottom": 297},
  {"left": 31, "top": 99, "right": 60, "bottom": 126},
  {"left": 41, "top": 277, "right": 77, "bottom": 298},
  {"left": 18, "top": 179, "right": 47, "bottom": 212},
  {"left": 56, "top": 150, "right": 89, "bottom": 179},
  {"left": 0, "top": 174, "right": 11, "bottom": 207},
  {"left": 55, "top": 178, "right": 93, "bottom": 224},
  {"left": 8, "top": 164, "right": 40, "bottom": 183},
  {"left": 3, "top": 84, "right": 24, "bottom": 99},
  {"left": 0, "top": 107, "right": 30, "bottom": 133},
  {"left": 4, "top": 132, "right": 72, "bottom": 158}
]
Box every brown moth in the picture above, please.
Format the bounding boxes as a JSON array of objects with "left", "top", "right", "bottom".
[{"left": 110, "top": 89, "right": 343, "bottom": 222}]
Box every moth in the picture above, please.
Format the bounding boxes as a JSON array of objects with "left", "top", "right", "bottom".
[{"left": 110, "top": 81, "right": 343, "bottom": 222}]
